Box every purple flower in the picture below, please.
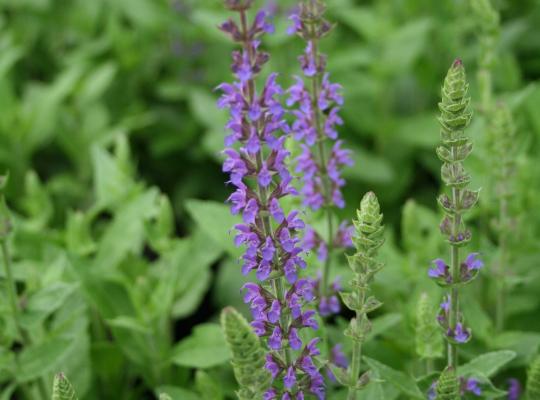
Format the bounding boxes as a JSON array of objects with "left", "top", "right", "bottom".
[
  {"left": 241, "top": 283, "right": 262, "bottom": 303},
  {"left": 465, "top": 378, "right": 482, "bottom": 396},
  {"left": 306, "top": 338, "right": 321, "bottom": 357},
  {"left": 262, "top": 237, "right": 276, "bottom": 261},
  {"left": 258, "top": 162, "right": 272, "bottom": 187},
  {"left": 251, "top": 319, "right": 267, "bottom": 336},
  {"left": 440, "top": 295, "right": 450, "bottom": 312},
  {"left": 269, "top": 326, "right": 282, "bottom": 350},
  {"left": 450, "top": 323, "right": 470, "bottom": 343},
  {"left": 507, "top": 378, "right": 521, "bottom": 400},
  {"left": 464, "top": 252, "right": 483, "bottom": 270},
  {"left": 284, "top": 366, "right": 296, "bottom": 389},
  {"left": 428, "top": 258, "right": 447, "bottom": 278},
  {"left": 288, "top": 327, "right": 302, "bottom": 350},
  {"left": 267, "top": 300, "right": 281, "bottom": 323},
  {"left": 264, "top": 388, "right": 277, "bottom": 400},
  {"left": 265, "top": 354, "right": 281, "bottom": 378},
  {"left": 301, "top": 310, "right": 319, "bottom": 330},
  {"left": 243, "top": 198, "right": 259, "bottom": 224},
  {"left": 269, "top": 198, "right": 285, "bottom": 223}
]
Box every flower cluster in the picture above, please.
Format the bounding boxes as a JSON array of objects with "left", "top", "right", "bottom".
[
  {"left": 243, "top": 281, "right": 324, "bottom": 398},
  {"left": 428, "top": 253, "right": 484, "bottom": 286},
  {"left": 436, "top": 295, "right": 471, "bottom": 344},
  {"left": 219, "top": 5, "right": 324, "bottom": 399},
  {"left": 287, "top": 0, "right": 353, "bottom": 319}
]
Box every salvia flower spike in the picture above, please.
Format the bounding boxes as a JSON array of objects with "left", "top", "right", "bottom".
[
  {"left": 218, "top": 4, "right": 324, "bottom": 398},
  {"left": 339, "top": 191, "right": 385, "bottom": 399},
  {"left": 288, "top": 0, "right": 353, "bottom": 315},
  {"left": 221, "top": 307, "right": 271, "bottom": 398},
  {"left": 432, "top": 59, "right": 482, "bottom": 369}
]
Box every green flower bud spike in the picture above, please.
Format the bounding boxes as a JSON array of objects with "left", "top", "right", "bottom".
[
  {"left": 435, "top": 367, "right": 460, "bottom": 400},
  {"left": 52, "top": 373, "right": 78, "bottom": 400},
  {"left": 527, "top": 355, "right": 540, "bottom": 400},
  {"left": 341, "top": 192, "right": 385, "bottom": 400},
  {"left": 220, "top": 307, "right": 271, "bottom": 400},
  {"left": 488, "top": 102, "right": 517, "bottom": 331},
  {"left": 435, "top": 59, "right": 479, "bottom": 369},
  {"left": 416, "top": 293, "right": 443, "bottom": 369}
]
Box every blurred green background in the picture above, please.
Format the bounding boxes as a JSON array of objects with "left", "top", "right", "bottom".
[{"left": 1, "top": 0, "right": 540, "bottom": 398}]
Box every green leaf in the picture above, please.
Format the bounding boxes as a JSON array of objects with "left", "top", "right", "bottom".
[
  {"left": 17, "top": 338, "right": 74, "bottom": 382},
  {"left": 195, "top": 370, "right": 224, "bottom": 400},
  {"left": 184, "top": 199, "right": 241, "bottom": 257},
  {"left": 363, "top": 356, "right": 424, "bottom": 399},
  {"left": 22, "top": 282, "right": 78, "bottom": 325},
  {"left": 367, "top": 313, "right": 402, "bottom": 341},
  {"left": 155, "top": 386, "right": 199, "bottom": 400},
  {"left": 458, "top": 350, "right": 516, "bottom": 378},
  {"left": 91, "top": 145, "right": 135, "bottom": 209},
  {"left": 171, "top": 323, "right": 231, "bottom": 369}
]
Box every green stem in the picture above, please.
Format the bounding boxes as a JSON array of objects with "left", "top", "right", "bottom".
[
  {"left": 309, "top": 32, "right": 335, "bottom": 297},
  {"left": 347, "top": 287, "right": 366, "bottom": 400},
  {"left": 448, "top": 187, "right": 461, "bottom": 369}
]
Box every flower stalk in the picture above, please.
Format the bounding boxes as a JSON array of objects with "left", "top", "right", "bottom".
[
  {"left": 218, "top": 2, "right": 324, "bottom": 397},
  {"left": 429, "top": 59, "right": 481, "bottom": 369},
  {"left": 287, "top": 0, "right": 353, "bottom": 316},
  {"left": 337, "top": 192, "right": 384, "bottom": 399}
]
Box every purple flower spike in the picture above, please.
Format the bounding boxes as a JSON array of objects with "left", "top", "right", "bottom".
[{"left": 219, "top": 5, "right": 322, "bottom": 397}]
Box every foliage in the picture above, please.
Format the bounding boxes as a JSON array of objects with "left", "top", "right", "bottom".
[{"left": 0, "top": 0, "right": 539, "bottom": 398}]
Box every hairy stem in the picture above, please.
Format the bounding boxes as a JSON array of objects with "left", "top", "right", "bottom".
[
  {"left": 448, "top": 186, "right": 461, "bottom": 369},
  {"left": 347, "top": 288, "right": 366, "bottom": 400}
]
